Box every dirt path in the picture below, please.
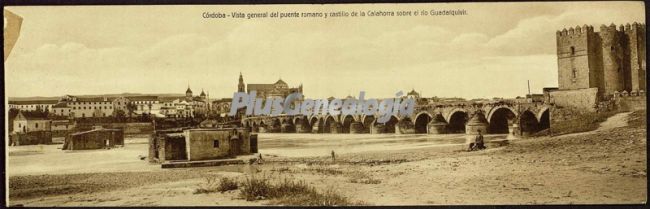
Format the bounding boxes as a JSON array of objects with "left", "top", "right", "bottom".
[{"left": 597, "top": 112, "right": 631, "bottom": 131}]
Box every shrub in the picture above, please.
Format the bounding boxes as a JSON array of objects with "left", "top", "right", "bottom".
[
  {"left": 239, "top": 174, "right": 355, "bottom": 206},
  {"left": 194, "top": 176, "right": 239, "bottom": 194},
  {"left": 194, "top": 176, "right": 220, "bottom": 194},
  {"left": 217, "top": 177, "right": 239, "bottom": 192},
  {"left": 308, "top": 166, "right": 343, "bottom": 175}
]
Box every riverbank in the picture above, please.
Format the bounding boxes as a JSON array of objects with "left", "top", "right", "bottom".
[{"left": 7, "top": 110, "right": 646, "bottom": 206}]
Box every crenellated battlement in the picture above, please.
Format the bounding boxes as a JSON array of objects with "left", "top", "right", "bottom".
[
  {"left": 557, "top": 22, "right": 645, "bottom": 37},
  {"left": 556, "top": 24, "right": 594, "bottom": 37},
  {"left": 556, "top": 21, "right": 647, "bottom": 97},
  {"left": 624, "top": 22, "right": 646, "bottom": 32}
]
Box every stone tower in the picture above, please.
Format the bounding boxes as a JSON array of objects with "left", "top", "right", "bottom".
[
  {"left": 186, "top": 85, "right": 193, "bottom": 99},
  {"left": 624, "top": 22, "right": 647, "bottom": 92},
  {"left": 556, "top": 25, "right": 598, "bottom": 91},
  {"left": 556, "top": 22, "right": 646, "bottom": 98},
  {"left": 238, "top": 72, "right": 245, "bottom": 92}
]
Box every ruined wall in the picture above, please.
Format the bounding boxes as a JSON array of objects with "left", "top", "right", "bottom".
[
  {"left": 237, "top": 128, "right": 252, "bottom": 155},
  {"left": 184, "top": 129, "right": 232, "bottom": 161},
  {"left": 9, "top": 131, "right": 52, "bottom": 146},
  {"left": 549, "top": 88, "right": 599, "bottom": 111},
  {"left": 164, "top": 137, "right": 187, "bottom": 161},
  {"left": 63, "top": 130, "right": 124, "bottom": 150},
  {"left": 65, "top": 132, "right": 105, "bottom": 150},
  {"left": 75, "top": 122, "right": 152, "bottom": 135}
]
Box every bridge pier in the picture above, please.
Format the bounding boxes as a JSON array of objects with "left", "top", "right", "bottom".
[
  {"left": 295, "top": 123, "right": 310, "bottom": 133},
  {"left": 329, "top": 123, "right": 342, "bottom": 134},
  {"left": 370, "top": 124, "right": 384, "bottom": 134},
  {"left": 311, "top": 122, "right": 321, "bottom": 133},
  {"left": 465, "top": 113, "right": 488, "bottom": 144},
  {"left": 349, "top": 122, "right": 364, "bottom": 134},
  {"left": 281, "top": 122, "right": 295, "bottom": 133},
  {"left": 506, "top": 123, "right": 520, "bottom": 140},
  {"left": 426, "top": 113, "right": 448, "bottom": 134},
  {"left": 427, "top": 121, "right": 448, "bottom": 134},
  {"left": 396, "top": 120, "right": 415, "bottom": 134},
  {"left": 258, "top": 126, "right": 268, "bottom": 133}
]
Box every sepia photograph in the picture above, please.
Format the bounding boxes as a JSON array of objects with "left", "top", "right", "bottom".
[{"left": 3, "top": 1, "right": 647, "bottom": 206}]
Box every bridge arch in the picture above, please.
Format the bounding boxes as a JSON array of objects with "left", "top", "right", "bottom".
[
  {"left": 537, "top": 107, "right": 550, "bottom": 131},
  {"left": 487, "top": 106, "right": 517, "bottom": 134},
  {"left": 362, "top": 115, "right": 375, "bottom": 133},
  {"left": 323, "top": 114, "right": 338, "bottom": 133},
  {"left": 340, "top": 114, "right": 356, "bottom": 133},
  {"left": 535, "top": 106, "right": 550, "bottom": 123},
  {"left": 519, "top": 110, "right": 540, "bottom": 135},
  {"left": 487, "top": 106, "right": 518, "bottom": 123},
  {"left": 414, "top": 112, "right": 433, "bottom": 134},
  {"left": 447, "top": 110, "right": 468, "bottom": 133}
]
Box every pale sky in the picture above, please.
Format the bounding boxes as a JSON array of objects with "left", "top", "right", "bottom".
[{"left": 4, "top": 2, "right": 645, "bottom": 99}]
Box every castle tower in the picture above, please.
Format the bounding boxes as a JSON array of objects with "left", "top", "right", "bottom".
[
  {"left": 625, "top": 22, "right": 647, "bottom": 92},
  {"left": 238, "top": 72, "right": 245, "bottom": 92},
  {"left": 556, "top": 23, "right": 645, "bottom": 98},
  {"left": 556, "top": 24, "right": 598, "bottom": 91},
  {"left": 599, "top": 23, "right": 625, "bottom": 96}
]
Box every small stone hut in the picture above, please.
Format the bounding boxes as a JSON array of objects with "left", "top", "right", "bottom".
[
  {"left": 148, "top": 127, "right": 257, "bottom": 163},
  {"left": 63, "top": 128, "right": 124, "bottom": 150}
]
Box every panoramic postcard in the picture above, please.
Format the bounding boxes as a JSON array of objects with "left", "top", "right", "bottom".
[{"left": 4, "top": 1, "right": 647, "bottom": 206}]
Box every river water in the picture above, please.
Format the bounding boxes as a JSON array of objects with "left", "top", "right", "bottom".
[{"left": 258, "top": 133, "right": 508, "bottom": 157}]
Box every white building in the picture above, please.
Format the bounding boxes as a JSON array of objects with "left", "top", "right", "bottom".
[{"left": 8, "top": 100, "right": 58, "bottom": 112}]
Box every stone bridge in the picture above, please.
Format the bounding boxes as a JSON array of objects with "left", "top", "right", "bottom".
[{"left": 241, "top": 100, "right": 551, "bottom": 137}]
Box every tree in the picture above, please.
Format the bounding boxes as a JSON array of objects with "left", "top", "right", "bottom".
[
  {"left": 114, "top": 109, "right": 126, "bottom": 122},
  {"left": 126, "top": 102, "right": 137, "bottom": 118}
]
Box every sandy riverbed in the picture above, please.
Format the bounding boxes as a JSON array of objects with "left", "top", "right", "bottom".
[{"left": 7, "top": 111, "right": 647, "bottom": 206}]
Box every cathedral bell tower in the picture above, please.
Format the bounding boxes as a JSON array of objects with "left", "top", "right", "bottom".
[{"left": 238, "top": 72, "right": 245, "bottom": 92}]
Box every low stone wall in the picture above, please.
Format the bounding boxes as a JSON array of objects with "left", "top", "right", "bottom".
[
  {"left": 9, "top": 131, "right": 53, "bottom": 146},
  {"left": 75, "top": 122, "right": 153, "bottom": 135},
  {"left": 616, "top": 95, "right": 646, "bottom": 111},
  {"left": 549, "top": 88, "right": 599, "bottom": 111},
  {"left": 51, "top": 130, "right": 73, "bottom": 138}
]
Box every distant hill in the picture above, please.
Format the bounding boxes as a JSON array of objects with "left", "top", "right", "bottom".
[{"left": 9, "top": 93, "right": 186, "bottom": 101}]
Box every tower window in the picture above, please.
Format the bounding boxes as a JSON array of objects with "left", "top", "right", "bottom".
[
  {"left": 213, "top": 140, "right": 220, "bottom": 148},
  {"left": 570, "top": 46, "right": 575, "bottom": 55},
  {"left": 572, "top": 68, "right": 577, "bottom": 79}
]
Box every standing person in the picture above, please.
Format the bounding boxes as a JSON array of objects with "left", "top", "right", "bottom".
[{"left": 331, "top": 150, "right": 336, "bottom": 162}]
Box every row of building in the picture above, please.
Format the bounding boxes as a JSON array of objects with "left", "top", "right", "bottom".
[{"left": 9, "top": 86, "right": 212, "bottom": 119}]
